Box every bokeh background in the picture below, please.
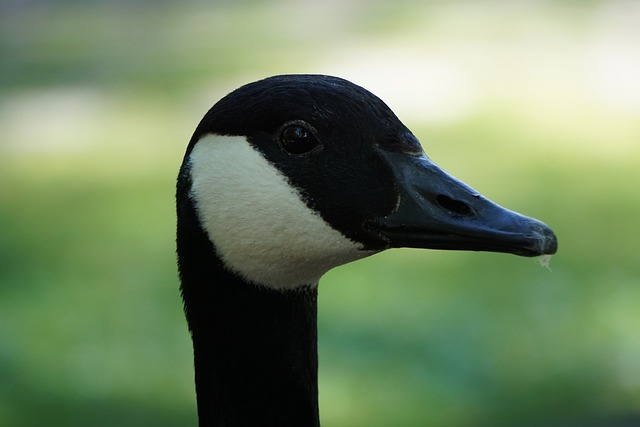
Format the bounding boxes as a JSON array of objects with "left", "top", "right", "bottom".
[{"left": 1, "top": 0, "right": 639, "bottom": 426}]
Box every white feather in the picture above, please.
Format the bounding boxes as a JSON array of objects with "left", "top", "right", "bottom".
[
  {"left": 538, "top": 254, "right": 553, "bottom": 271},
  {"left": 189, "top": 134, "right": 376, "bottom": 290}
]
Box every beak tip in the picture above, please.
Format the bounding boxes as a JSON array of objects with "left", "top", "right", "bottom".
[
  {"left": 528, "top": 220, "right": 558, "bottom": 257},
  {"left": 542, "top": 231, "right": 559, "bottom": 256}
]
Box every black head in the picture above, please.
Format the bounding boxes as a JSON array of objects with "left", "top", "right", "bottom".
[{"left": 178, "top": 74, "right": 557, "bottom": 289}]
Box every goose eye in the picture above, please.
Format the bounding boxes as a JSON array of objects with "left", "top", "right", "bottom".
[{"left": 279, "top": 124, "right": 318, "bottom": 154}]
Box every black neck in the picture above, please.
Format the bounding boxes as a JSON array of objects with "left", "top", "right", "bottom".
[
  {"left": 190, "top": 281, "right": 319, "bottom": 427},
  {"left": 177, "top": 190, "right": 320, "bottom": 427}
]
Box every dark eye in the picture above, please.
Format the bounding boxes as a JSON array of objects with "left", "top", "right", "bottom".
[{"left": 279, "top": 124, "right": 319, "bottom": 154}]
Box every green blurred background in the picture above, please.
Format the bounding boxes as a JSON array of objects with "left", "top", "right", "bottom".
[{"left": 1, "top": 0, "right": 639, "bottom": 426}]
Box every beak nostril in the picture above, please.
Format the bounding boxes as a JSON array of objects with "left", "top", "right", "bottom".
[{"left": 436, "top": 195, "right": 474, "bottom": 217}]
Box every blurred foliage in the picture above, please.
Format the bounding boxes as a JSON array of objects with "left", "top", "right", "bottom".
[{"left": 1, "top": 0, "right": 639, "bottom": 426}]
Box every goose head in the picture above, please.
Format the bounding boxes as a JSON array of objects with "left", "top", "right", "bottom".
[{"left": 179, "top": 74, "right": 557, "bottom": 291}]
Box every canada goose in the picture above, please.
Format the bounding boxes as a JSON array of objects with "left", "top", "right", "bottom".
[{"left": 176, "top": 74, "right": 557, "bottom": 427}]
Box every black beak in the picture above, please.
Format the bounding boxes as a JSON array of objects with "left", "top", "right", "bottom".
[{"left": 368, "top": 150, "right": 558, "bottom": 257}]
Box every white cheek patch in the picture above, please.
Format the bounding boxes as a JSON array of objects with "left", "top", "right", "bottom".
[{"left": 188, "top": 134, "right": 375, "bottom": 290}]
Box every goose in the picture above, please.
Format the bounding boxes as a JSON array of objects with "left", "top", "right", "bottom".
[{"left": 176, "top": 74, "right": 557, "bottom": 427}]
